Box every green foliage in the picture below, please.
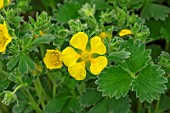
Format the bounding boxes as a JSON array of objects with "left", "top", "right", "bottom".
[
  {"left": 97, "top": 39, "right": 167, "bottom": 103},
  {"left": 141, "top": 3, "right": 170, "bottom": 21},
  {"left": 53, "top": 2, "right": 81, "bottom": 23},
  {"left": 0, "top": 0, "right": 170, "bottom": 113}
]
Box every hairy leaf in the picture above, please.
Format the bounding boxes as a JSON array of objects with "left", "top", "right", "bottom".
[
  {"left": 90, "top": 97, "right": 130, "bottom": 113},
  {"left": 119, "top": 39, "right": 151, "bottom": 75},
  {"left": 132, "top": 63, "right": 167, "bottom": 103},
  {"left": 54, "top": 2, "right": 81, "bottom": 23},
  {"left": 141, "top": 3, "right": 170, "bottom": 21},
  {"left": 79, "top": 88, "right": 102, "bottom": 107},
  {"left": 96, "top": 66, "right": 132, "bottom": 99}
]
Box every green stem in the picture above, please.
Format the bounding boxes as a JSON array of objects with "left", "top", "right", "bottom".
[
  {"left": 165, "top": 39, "right": 170, "bottom": 52},
  {"left": 40, "top": 45, "right": 45, "bottom": 59},
  {"left": 13, "top": 85, "right": 24, "bottom": 94},
  {"left": 37, "top": 77, "right": 50, "bottom": 100},
  {"left": 22, "top": 89, "right": 42, "bottom": 113},
  {"left": 48, "top": 76, "right": 57, "bottom": 98},
  {"left": 34, "top": 78, "right": 45, "bottom": 109},
  {"left": 154, "top": 96, "right": 160, "bottom": 113},
  {"left": 0, "top": 99, "right": 10, "bottom": 113}
]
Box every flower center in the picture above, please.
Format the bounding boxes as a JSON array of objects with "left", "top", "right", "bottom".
[
  {"left": 51, "top": 52, "right": 60, "bottom": 66},
  {"left": 81, "top": 51, "right": 91, "bottom": 61}
]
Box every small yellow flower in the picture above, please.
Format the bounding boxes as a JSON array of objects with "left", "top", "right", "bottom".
[
  {"left": 39, "top": 30, "right": 44, "bottom": 36},
  {"left": 43, "top": 50, "right": 63, "bottom": 69},
  {"left": 0, "top": 21, "right": 12, "bottom": 53},
  {"left": 0, "top": 0, "right": 10, "bottom": 10},
  {"left": 119, "top": 29, "right": 132, "bottom": 37},
  {"left": 99, "top": 31, "right": 112, "bottom": 41},
  {"left": 62, "top": 32, "right": 108, "bottom": 80}
]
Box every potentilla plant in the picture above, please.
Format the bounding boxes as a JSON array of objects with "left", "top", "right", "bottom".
[{"left": 0, "top": 0, "right": 170, "bottom": 113}]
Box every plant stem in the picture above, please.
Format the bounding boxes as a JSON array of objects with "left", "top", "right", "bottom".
[
  {"left": 37, "top": 77, "right": 50, "bottom": 100},
  {"left": 154, "top": 96, "right": 160, "bottom": 113},
  {"left": 34, "top": 78, "right": 45, "bottom": 109},
  {"left": 0, "top": 99, "right": 10, "bottom": 113},
  {"left": 22, "top": 89, "right": 43, "bottom": 113},
  {"left": 165, "top": 39, "right": 170, "bottom": 52}
]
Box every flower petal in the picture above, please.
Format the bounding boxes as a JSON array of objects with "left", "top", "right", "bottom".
[
  {"left": 70, "top": 32, "right": 88, "bottom": 51},
  {"left": 68, "top": 62, "right": 86, "bottom": 80},
  {"left": 119, "top": 29, "right": 132, "bottom": 37},
  {"left": 90, "top": 56, "right": 108, "bottom": 75},
  {"left": 90, "top": 36, "right": 106, "bottom": 55},
  {"left": 0, "top": 0, "right": 4, "bottom": 10},
  {"left": 62, "top": 47, "right": 80, "bottom": 67}
]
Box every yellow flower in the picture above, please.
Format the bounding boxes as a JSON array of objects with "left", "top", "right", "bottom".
[
  {"left": 119, "top": 29, "right": 132, "bottom": 37},
  {"left": 43, "top": 50, "right": 63, "bottom": 69},
  {"left": 62, "top": 32, "right": 108, "bottom": 80},
  {"left": 39, "top": 30, "right": 44, "bottom": 36},
  {"left": 0, "top": 21, "right": 12, "bottom": 53},
  {"left": 0, "top": 0, "right": 10, "bottom": 10},
  {"left": 99, "top": 31, "right": 112, "bottom": 41}
]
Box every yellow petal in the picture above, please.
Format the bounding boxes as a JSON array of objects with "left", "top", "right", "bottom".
[
  {"left": 68, "top": 62, "right": 86, "bottom": 80},
  {"left": 119, "top": 29, "right": 132, "bottom": 37},
  {"left": 62, "top": 47, "right": 80, "bottom": 67},
  {"left": 0, "top": 21, "right": 12, "bottom": 53},
  {"left": 90, "top": 56, "right": 108, "bottom": 75},
  {"left": 90, "top": 36, "right": 106, "bottom": 55},
  {"left": 7, "top": 0, "right": 10, "bottom": 4},
  {"left": 0, "top": 0, "right": 4, "bottom": 10},
  {"left": 43, "top": 49, "right": 63, "bottom": 69},
  {"left": 70, "top": 32, "right": 88, "bottom": 51}
]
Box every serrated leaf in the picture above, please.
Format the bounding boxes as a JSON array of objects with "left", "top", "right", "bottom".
[
  {"left": 68, "top": 98, "right": 82, "bottom": 113},
  {"left": 6, "top": 54, "right": 20, "bottom": 71},
  {"left": 32, "top": 34, "right": 55, "bottom": 45},
  {"left": 160, "top": 16, "right": 170, "bottom": 41},
  {"left": 96, "top": 66, "right": 132, "bottom": 99},
  {"left": 158, "top": 95, "right": 170, "bottom": 112},
  {"left": 79, "top": 88, "right": 102, "bottom": 107},
  {"left": 44, "top": 96, "right": 68, "bottom": 113},
  {"left": 119, "top": 39, "right": 151, "bottom": 75},
  {"left": 132, "top": 63, "right": 167, "bottom": 103},
  {"left": 141, "top": 3, "right": 170, "bottom": 21},
  {"left": 90, "top": 97, "right": 130, "bottom": 113},
  {"left": 89, "top": 98, "right": 108, "bottom": 113},
  {"left": 146, "top": 19, "right": 163, "bottom": 40},
  {"left": 90, "top": 0, "right": 111, "bottom": 10},
  {"left": 54, "top": 2, "right": 81, "bottom": 23},
  {"left": 109, "top": 50, "right": 131, "bottom": 63}
]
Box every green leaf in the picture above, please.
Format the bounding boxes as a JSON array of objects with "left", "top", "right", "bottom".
[
  {"left": 53, "top": 2, "right": 81, "bottom": 23},
  {"left": 25, "top": 56, "right": 36, "bottom": 71},
  {"left": 109, "top": 50, "right": 131, "bottom": 63},
  {"left": 119, "top": 39, "right": 151, "bottom": 75},
  {"left": 44, "top": 96, "right": 68, "bottom": 113},
  {"left": 7, "top": 54, "right": 20, "bottom": 71},
  {"left": 158, "top": 95, "right": 170, "bottom": 112},
  {"left": 146, "top": 19, "right": 163, "bottom": 40},
  {"left": 68, "top": 98, "right": 82, "bottom": 113},
  {"left": 132, "top": 63, "right": 167, "bottom": 103},
  {"left": 90, "top": 97, "right": 130, "bottom": 113},
  {"left": 32, "top": 34, "right": 55, "bottom": 45},
  {"left": 89, "top": 98, "right": 108, "bottom": 113},
  {"left": 79, "top": 88, "right": 102, "bottom": 107},
  {"left": 160, "top": 16, "right": 170, "bottom": 41},
  {"left": 158, "top": 51, "right": 170, "bottom": 74},
  {"left": 18, "top": 54, "right": 28, "bottom": 74},
  {"left": 140, "top": 3, "right": 170, "bottom": 21},
  {"left": 90, "top": 0, "right": 111, "bottom": 10},
  {"left": 96, "top": 66, "right": 132, "bottom": 99}
]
